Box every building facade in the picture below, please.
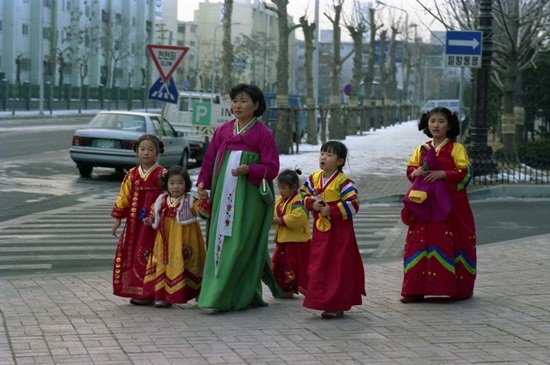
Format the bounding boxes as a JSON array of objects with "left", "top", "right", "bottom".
[{"left": 0, "top": 0, "right": 177, "bottom": 90}]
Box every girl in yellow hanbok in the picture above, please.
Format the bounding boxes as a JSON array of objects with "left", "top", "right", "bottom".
[{"left": 143, "top": 166, "right": 211, "bottom": 308}]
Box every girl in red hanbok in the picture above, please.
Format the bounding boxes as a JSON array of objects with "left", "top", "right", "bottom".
[
  {"left": 400, "top": 107, "right": 476, "bottom": 303},
  {"left": 271, "top": 168, "right": 311, "bottom": 298},
  {"left": 301, "top": 141, "right": 366, "bottom": 319},
  {"left": 111, "top": 134, "right": 166, "bottom": 305}
]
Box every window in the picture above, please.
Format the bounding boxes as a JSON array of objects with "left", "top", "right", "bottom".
[
  {"left": 146, "top": 21, "right": 152, "bottom": 32},
  {"left": 115, "top": 13, "right": 122, "bottom": 24},
  {"left": 0, "top": 20, "right": 3, "bottom": 32},
  {"left": 22, "top": 23, "right": 29, "bottom": 36},
  {"left": 102, "top": 10, "right": 109, "bottom": 23},
  {"left": 132, "top": 17, "right": 136, "bottom": 26},
  {"left": 44, "top": 0, "right": 52, "bottom": 8},
  {"left": 21, "top": 58, "right": 31, "bottom": 71},
  {"left": 177, "top": 40, "right": 183, "bottom": 46},
  {"left": 43, "top": 27, "right": 51, "bottom": 40}
]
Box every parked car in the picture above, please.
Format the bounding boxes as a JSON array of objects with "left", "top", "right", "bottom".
[
  {"left": 70, "top": 111, "right": 190, "bottom": 177},
  {"left": 420, "top": 99, "right": 461, "bottom": 113}
]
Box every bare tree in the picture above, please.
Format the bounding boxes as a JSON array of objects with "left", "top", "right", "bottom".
[
  {"left": 63, "top": 2, "right": 100, "bottom": 113},
  {"left": 345, "top": 0, "right": 368, "bottom": 136},
  {"left": 265, "top": 0, "right": 301, "bottom": 154},
  {"left": 222, "top": 0, "right": 235, "bottom": 97},
  {"left": 362, "top": 7, "right": 382, "bottom": 132},
  {"left": 233, "top": 33, "right": 275, "bottom": 86},
  {"left": 416, "top": 0, "right": 550, "bottom": 151},
  {"left": 322, "top": 0, "right": 354, "bottom": 140},
  {"left": 299, "top": 16, "right": 318, "bottom": 145}
]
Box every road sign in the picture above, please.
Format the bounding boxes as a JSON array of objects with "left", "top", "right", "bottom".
[
  {"left": 445, "top": 31, "right": 483, "bottom": 68},
  {"left": 146, "top": 45, "right": 189, "bottom": 83},
  {"left": 148, "top": 77, "right": 178, "bottom": 104},
  {"left": 343, "top": 84, "right": 352, "bottom": 96}
]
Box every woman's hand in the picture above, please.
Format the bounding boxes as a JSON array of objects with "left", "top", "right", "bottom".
[
  {"left": 424, "top": 170, "right": 446, "bottom": 183},
  {"left": 143, "top": 217, "right": 153, "bottom": 226},
  {"left": 272, "top": 217, "right": 281, "bottom": 225},
  {"left": 197, "top": 182, "right": 209, "bottom": 200},
  {"left": 231, "top": 164, "right": 249, "bottom": 176}
]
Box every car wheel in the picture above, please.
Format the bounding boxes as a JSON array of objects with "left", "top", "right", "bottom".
[
  {"left": 180, "top": 150, "right": 189, "bottom": 169},
  {"left": 78, "top": 165, "right": 93, "bottom": 177}
]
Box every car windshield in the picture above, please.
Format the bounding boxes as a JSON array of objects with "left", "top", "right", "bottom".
[{"left": 89, "top": 114, "right": 146, "bottom": 132}]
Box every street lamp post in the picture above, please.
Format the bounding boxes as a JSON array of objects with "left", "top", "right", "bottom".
[
  {"left": 469, "top": 0, "right": 496, "bottom": 175},
  {"left": 211, "top": 22, "right": 240, "bottom": 95}
]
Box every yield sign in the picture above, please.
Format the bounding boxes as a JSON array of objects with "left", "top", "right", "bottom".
[{"left": 146, "top": 45, "right": 189, "bottom": 83}]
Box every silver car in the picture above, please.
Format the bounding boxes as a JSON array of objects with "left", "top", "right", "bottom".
[{"left": 70, "top": 111, "right": 190, "bottom": 177}]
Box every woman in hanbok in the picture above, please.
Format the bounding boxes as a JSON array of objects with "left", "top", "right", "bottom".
[{"left": 196, "top": 84, "right": 283, "bottom": 311}]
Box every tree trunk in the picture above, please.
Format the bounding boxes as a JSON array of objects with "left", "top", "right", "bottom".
[
  {"left": 362, "top": 7, "right": 378, "bottom": 133},
  {"left": 273, "top": 0, "right": 292, "bottom": 154},
  {"left": 347, "top": 22, "right": 366, "bottom": 136},
  {"left": 328, "top": 2, "right": 345, "bottom": 140},
  {"left": 222, "top": 0, "right": 234, "bottom": 97},
  {"left": 299, "top": 17, "right": 318, "bottom": 145}
]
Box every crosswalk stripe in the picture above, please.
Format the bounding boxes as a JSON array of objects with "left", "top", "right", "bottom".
[{"left": 0, "top": 196, "right": 404, "bottom": 274}]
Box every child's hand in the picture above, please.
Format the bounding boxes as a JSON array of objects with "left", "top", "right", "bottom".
[
  {"left": 197, "top": 183, "right": 209, "bottom": 200},
  {"left": 424, "top": 170, "right": 446, "bottom": 183},
  {"left": 413, "top": 167, "right": 426, "bottom": 178},
  {"left": 319, "top": 204, "right": 331, "bottom": 217},
  {"left": 272, "top": 217, "right": 281, "bottom": 225},
  {"left": 112, "top": 218, "right": 121, "bottom": 237},
  {"left": 313, "top": 200, "right": 325, "bottom": 211},
  {"left": 143, "top": 217, "right": 153, "bottom": 226}
]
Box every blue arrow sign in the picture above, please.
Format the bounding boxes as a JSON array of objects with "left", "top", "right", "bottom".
[
  {"left": 148, "top": 77, "right": 179, "bottom": 104},
  {"left": 445, "top": 31, "right": 483, "bottom": 68},
  {"left": 445, "top": 31, "right": 482, "bottom": 56}
]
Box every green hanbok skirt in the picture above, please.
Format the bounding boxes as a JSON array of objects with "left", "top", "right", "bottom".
[{"left": 198, "top": 150, "right": 283, "bottom": 311}]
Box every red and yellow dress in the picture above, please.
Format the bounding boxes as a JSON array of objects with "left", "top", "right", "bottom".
[
  {"left": 143, "top": 193, "right": 210, "bottom": 304},
  {"left": 111, "top": 164, "right": 165, "bottom": 299},
  {"left": 271, "top": 191, "right": 311, "bottom": 295},
  {"left": 301, "top": 171, "right": 366, "bottom": 312},
  {"left": 401, "top": 139, "right": 476, "bottom": 299}
]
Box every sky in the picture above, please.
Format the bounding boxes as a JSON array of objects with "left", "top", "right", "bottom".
[{"left": 179, "top": 0, "right": 441, "bottom": 41}]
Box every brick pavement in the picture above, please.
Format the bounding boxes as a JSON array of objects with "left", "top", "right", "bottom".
[
  {"left": 1, "top": 173, "right": 550, "bottom": 364},
  {"left": 1, "top": 232, "right": 549, "bottom": 364}
]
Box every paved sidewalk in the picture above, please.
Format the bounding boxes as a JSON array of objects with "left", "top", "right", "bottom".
[{"left": 1, "top": 232, "right": 549, "bottom": 365}]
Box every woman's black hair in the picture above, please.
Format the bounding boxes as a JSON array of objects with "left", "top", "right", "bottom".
[
  {"left": 160, "top": 165, "right": 192, "bottom": 193},
  {"left": 321, "top": 140, "right": 348, "bottom": 172},
  {"left": 277, "top": 168, "right": 302, "bottom": 190},
  {"left": 133, "top": 133, "right": 164, "bottom": 153},
  {"left": 229, "top": 84, "right": 267, "bottom": 117},
  {"left": 418, "top": 107, "right": 460, "bottom": 138}
]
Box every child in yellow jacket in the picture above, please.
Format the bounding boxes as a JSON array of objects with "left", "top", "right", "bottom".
[{"left": 271, "top": 169, "right": 311, "bottom": 298}]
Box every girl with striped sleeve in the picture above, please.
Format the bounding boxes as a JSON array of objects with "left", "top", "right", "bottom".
[{"left": 301, "top": 141, "right": 366, "bottom": 319}]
